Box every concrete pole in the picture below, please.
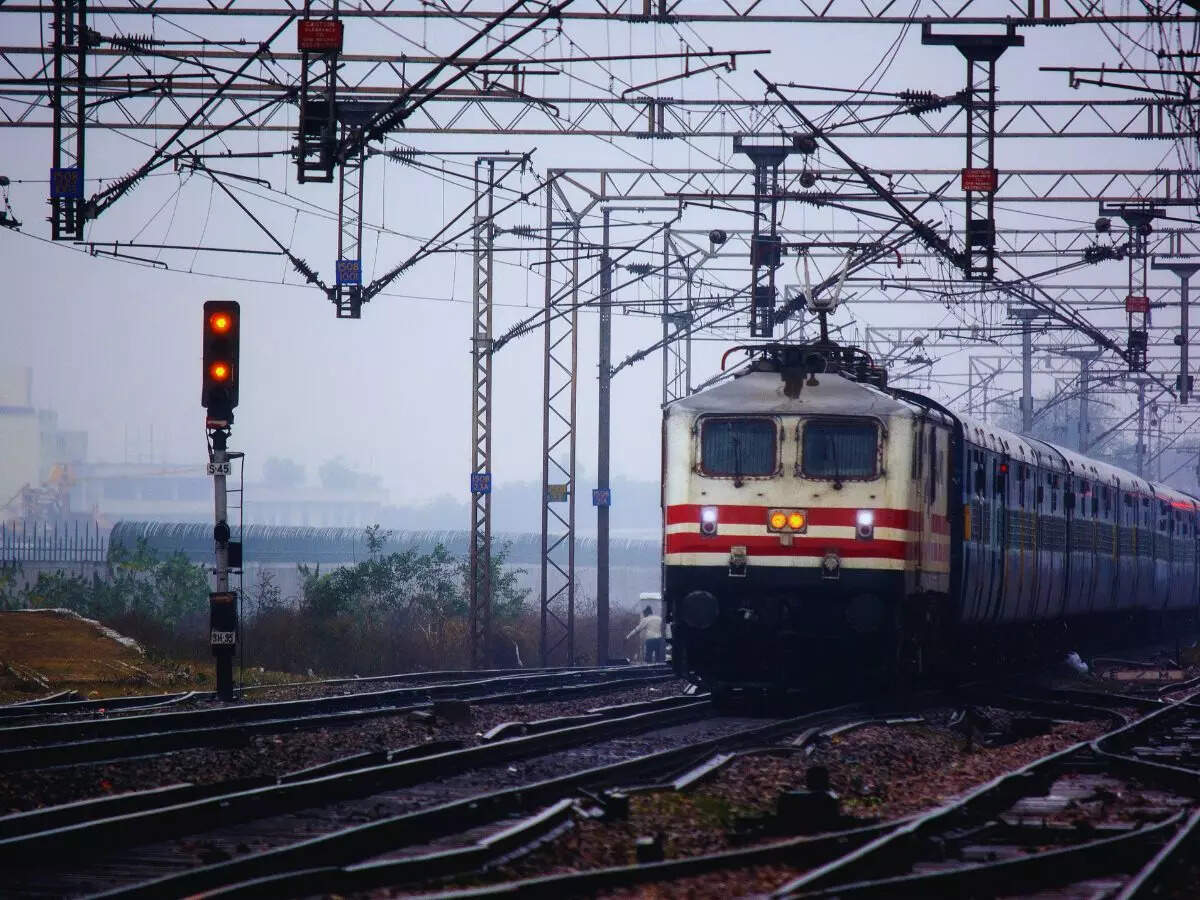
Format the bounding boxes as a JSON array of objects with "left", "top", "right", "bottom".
[
  {"left": 210, "top": 428, "right": 233, "bottom": 702},
  {"left": 1062, "top": 349, "right": 1102, "bottom": 454},
  {"left": 597, "top": 209, "right": 612, "bottom": 666}
]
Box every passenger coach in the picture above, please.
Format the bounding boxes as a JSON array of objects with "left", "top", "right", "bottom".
[{"left": 662, "top": 344, "right": 1200, "bottom": 693}]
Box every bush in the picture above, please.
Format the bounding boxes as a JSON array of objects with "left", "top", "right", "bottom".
[
  {"left": 241, "top": 531, "right": 536, "bottom": 675},
  {"left": 1, "top": 527, "right": 637, "bottom": 678}
]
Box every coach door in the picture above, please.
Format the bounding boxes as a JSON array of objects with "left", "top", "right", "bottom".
[{"left": 990, "top": 452, "right": 1010, "bottom": 621}]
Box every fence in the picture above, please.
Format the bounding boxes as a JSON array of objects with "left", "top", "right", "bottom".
[{"left": 0, "top": 521, "right": 109, "bottom": 567}]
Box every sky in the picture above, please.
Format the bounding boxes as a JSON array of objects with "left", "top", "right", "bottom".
[{"left": 0, "top": 4, "right": 1193, "bottom": 511}]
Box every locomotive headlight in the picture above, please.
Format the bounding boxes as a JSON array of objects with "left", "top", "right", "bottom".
[
  {"left": 788, "top": 512, "right": 806, "bottom": 531},
  {"left": 700, "top": 506, "right": 719, "bottom": 536},
  {"left": 769, "top": 511, "right": 787, "bottom": 530},
  {"left": 856, "top": 509, "right": 875, "bottom": 540}
]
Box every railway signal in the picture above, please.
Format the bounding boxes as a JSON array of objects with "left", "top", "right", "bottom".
[
  {"left": 202, "top": 299, "right": 242, "bottom": 702},
  {"left": 202, "top": 300, "right": 240, "bottom": 421}
]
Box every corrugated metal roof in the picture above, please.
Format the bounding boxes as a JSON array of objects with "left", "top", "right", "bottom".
[{"left": 109, "top": 521, "right": 660, "bottom": 566}]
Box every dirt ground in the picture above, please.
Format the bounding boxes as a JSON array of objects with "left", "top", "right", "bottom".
[{"left": 0, "top": 609, "right": 214, "bottom": 701}]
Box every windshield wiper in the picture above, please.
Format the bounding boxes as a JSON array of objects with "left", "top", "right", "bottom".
[
  {"left": 732, "top": 433, "right": 744, "bottom": 487},
  {"left": 828, "top": 434, "right": 843, "bottom": 490}
]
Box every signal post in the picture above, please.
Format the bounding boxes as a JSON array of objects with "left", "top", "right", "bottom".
[{"left": 202, "top": 301, "right": 241, "bottom": 701}]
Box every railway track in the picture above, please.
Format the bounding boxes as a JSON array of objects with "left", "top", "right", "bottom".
[
  {"left": 0, "top": 666, "right": 672, "bottom": 770},
  {"left": 7, "top": 662, "right": 1196, "bottom": 898},
  {"left": 0, "top": 664, "right": 655, "bottom": 725},
  {"left": 0, "top": 690, "right": 885, "bottom": 898},
  {"left": 2, "top": 694, "right": 713, "bottom": 896},
  {"left": 363, "top": 689, "right": 1197, "bottom": 900}
]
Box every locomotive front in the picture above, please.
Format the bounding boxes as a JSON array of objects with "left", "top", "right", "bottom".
[{"left": 663, "top": 359, "right": 947, "bottom": 693}]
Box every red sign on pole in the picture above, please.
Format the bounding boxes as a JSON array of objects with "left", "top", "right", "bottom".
[
  {"left": 1126, "top": 295, "right": 1151, "bottom": 314},
  {"left": 961, "top": 168, "right": 998, "bottom": 192},
  {"left": 298, "top": 20, "right": 343, "bottom": 52}
]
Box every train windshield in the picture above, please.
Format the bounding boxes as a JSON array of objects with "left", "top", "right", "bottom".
[
  {"left": 801, "top": 419, "right": 879, "bottom": 479},
  {"left": 700, "top": 417, "right": 777, "bottom": 477}
]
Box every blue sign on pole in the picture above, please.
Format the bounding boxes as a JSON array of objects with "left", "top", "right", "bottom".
[
  {"left": 336, "top": 258, "right": 362, "bottom": 285},
  {"left": 471, "top": 472, "right": 492, "bottom": 495},
  {"left": 50, "top": 167, "right": 83, "bottom": 199},
  {"left": 592, "top": 488, "right": 611, "bottom": 507}
]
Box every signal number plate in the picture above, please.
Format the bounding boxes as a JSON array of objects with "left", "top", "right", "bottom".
[
  {"left": 210, "top": 630, "right": 237, "bottom": 646},
  {"left": 207, "top": 462, "right": 232, "bottom": 476}
]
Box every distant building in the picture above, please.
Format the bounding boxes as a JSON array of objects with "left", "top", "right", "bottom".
[
  {"left": 0, "top": 367, "right": 38, "bottom": 514},
  {"left": 70, "top": 464, "right": 387, "bottom": 527},
  {"left": 70, "top": 462, "right": 212, "bottom": 525},
  {"left": 0, "top": 368, "right": 87, "bottom": 523}
]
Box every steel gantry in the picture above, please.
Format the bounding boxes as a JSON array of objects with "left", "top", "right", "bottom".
[
  {"left": 2, "top": 0, "right": 1189, "bottom": 23},
  {"left": 921, "top": 23, "right": 1024, "bottom": 280},
  {"left": 539, "top": 177, "right": 581, "bottom": 667},
  {"left": 468, "top": 157, "right": 497, "bottom": 668},
  {"left": 48, "top": 0, "right": 87, "bottom": 240},
  {"left": 3, "top": 0, "right": 1198, "bottom": 671},
  {"left": 334, "top": 122, "right": 366, "bottom": 318}
]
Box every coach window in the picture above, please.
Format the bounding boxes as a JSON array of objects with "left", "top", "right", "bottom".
[
  {"left": 800, "top": 418, "right": 881, "bottom": 481},
  {"left": 699, "top": 417, "right": 779, "bottom": 480}
]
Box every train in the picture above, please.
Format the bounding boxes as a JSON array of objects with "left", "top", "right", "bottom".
[{"left": 662, "top": 342, "right": 1200, "bottom": 696}]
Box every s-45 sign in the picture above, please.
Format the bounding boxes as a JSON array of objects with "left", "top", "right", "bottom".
[{"left": 207, "top": 461, "right": 232, "bottom": 476}]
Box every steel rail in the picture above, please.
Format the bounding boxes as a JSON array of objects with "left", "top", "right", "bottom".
[
  {"left": 0, "top": 696, "right": 712, "bottom": 866},
  {"left": 215, "top": 818, "right": 902, "bottom": 899},
  {"left": 305, "top": 695, "right": 1155, "bottom": 898},
  {"left": 238, "top": 662, "right": 599, "bottom": 693},
  {"left": 188, "top": 798, "right": 583, "bottom": 899},
  {"left": 787, "top": 812, "right": 1186, "bottom": 897},
  {"left": 0, "top": 665, "right": 611, "bottom": 721},
  {"left": 771, "top": 691, "right": 1200, "bottom": 897},
  {"left": 0, "top": 672, "right": 677, "bottom": 771},
  {"left": 1116, "top": 806, "right": 1200, "bottom": 898},
  {"left": 0, "top": 665, "right": 665, "bottom": 750},
  {"left": 94, "top": 700, "right": 874, "bottom": 899},
  {"left": 0, "top": 690, "right": 204, "bottom": 722}
]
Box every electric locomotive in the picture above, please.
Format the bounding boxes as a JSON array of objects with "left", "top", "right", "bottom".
[{"left": 662, "top": 343, "right": 1200, "bottom": 693}]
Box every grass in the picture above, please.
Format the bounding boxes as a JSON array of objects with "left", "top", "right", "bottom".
[{"left": 0, "top": 609, "right": 308, "bottom": 702}]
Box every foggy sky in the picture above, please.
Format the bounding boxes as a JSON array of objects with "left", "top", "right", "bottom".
[{"left": 0, "top": 9, "right": 1185, "bottom": 514}]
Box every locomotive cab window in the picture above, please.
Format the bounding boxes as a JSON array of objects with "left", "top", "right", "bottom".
[
  {"left": 800, "top": 418, "right": 880, "bottom": 480},
  {"left": 699, "top": 417, "right": 779, "bottom": 478}
]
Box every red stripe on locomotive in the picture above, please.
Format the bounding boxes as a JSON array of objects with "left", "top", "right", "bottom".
[
  {"left": 664, "top": 533, "right": 910, "bottom": 559},
  {"left": 665, "top": 504, "right": 949, "bottom": 534}
]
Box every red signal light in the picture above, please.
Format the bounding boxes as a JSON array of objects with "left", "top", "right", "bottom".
[{"left": 202, "top": 301, "right": 240, "bottom": 414}]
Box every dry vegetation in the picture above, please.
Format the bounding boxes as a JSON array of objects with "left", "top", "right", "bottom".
[{"left": 0, "top": 609, "right": 212, "bottom": 702}]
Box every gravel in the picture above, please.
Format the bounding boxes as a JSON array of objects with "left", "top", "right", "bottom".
[
  {"left": 420, "top": 709, "right": 1114, "bottom": 898},
  {"left": 0, "top": 681, "right": 687, "bottom": 814}
]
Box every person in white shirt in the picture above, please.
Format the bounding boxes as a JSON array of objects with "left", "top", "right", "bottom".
[{"left": 626, "top": 605, "right": 664, "bottom": 663}]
